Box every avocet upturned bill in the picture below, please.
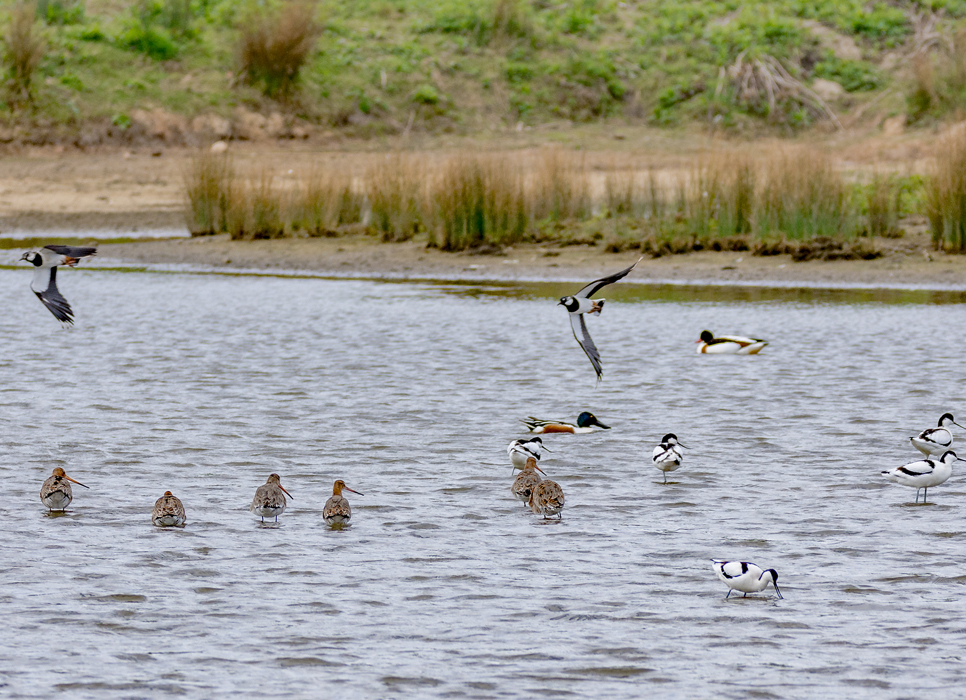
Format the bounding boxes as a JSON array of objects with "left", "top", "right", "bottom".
[
  {"left": 511, "top": 457, "right": 545, "bottom": 503},
  {"left": 695, "top": 330, "right": 768, "bottom": 355},
  {"left": 40, "top": 467, "right": 89, "bottom": 512},
  {"left": 250, "top": 473, "right": 293, "bottom": 523},
  {"left": 21, "top": 245, "right": 97, "bottom": 325},
  {"left": 910, "top": 413, "right": 965, "bottom": 457},
  {"left": 652, "top": 433, "right": 687, "bottom": 484},
  {"left": 881, "top": 450, "right": 965, "bottom": 503},
  {"left": 558, "top": 257, "right": 642, "bottom": 382},
  {"left": 322, "top": 480, "right": 363, "bottom": 527},
  {"left": 507, "top": 437, "right": 550, "bottom": 471},
  {"left": 528, "top": 479, "right": 565, "bottom": 519},
  {"left": 152, "top": 491, "right": 186, "bottom": 527},
  {"left": 521, "top": 412, "right": 610, "bottom": 434},
  {"left": 712, "top": 560, "right": 783, "bottom": 599}
]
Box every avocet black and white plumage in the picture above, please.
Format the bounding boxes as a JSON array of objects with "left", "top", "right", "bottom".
[
  {"left": 507, "top": 437, "right": 549, "bottom": 471},
  {"left": 881, "top": 450, "right": 965, "bottom": 503},
  {"left": 558, "top": 258, "right": 642, "bottom": 382},
  {"left": 20, "top": 245, "right": 97, "bottom": 325},
  {"left": 652, "top": 433, "right": 686, "bottom": 484},
  {"left": 695, "top": 330, "right": 768, "bottom": 355},
  {"left": 712, "top": 560, "right": 783, "bottom": 599},
  {"left": 521, "top": 412, "right": 610, "bottom": 434},
  {"left": 910, "top": 413, "right": 964, "bottom": 457}
]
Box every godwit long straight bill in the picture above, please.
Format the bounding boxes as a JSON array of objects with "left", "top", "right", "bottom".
[
  {"left": 323, "top": 480, "right": 363, "bottom": 526},
  {"left": 40, "top": 467, "right": 89, "bottom": 512},
  {"left": 250, "top": 473, "right": 292, "bottom": 523}
]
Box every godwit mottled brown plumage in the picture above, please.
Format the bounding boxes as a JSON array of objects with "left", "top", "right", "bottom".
[
  {"left": 152, "top": 491, "right": 186, "bottom": 527},
  {"left": 511, "top": 457, "right": 544, "bottom": 503},
  {"left": 40, "top": 467, "right": 88, "bottom": 512},
  {"left": 528, "top": 479, "right": 565, "bottom": 519},
  {"left": 250, "top": 473, "right": 292, "bottom": 523},
  {"left": 323, "top": 480, "right": 363, "bottom": 526}
]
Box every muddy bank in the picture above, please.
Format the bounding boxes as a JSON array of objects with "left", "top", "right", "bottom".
[{"left": 98, "top": 233, "right": 966, "bottom": 290}]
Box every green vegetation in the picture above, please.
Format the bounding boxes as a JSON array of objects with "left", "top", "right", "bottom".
[{"left": 3, "top": 0, "right": 966, "bottom": 136}]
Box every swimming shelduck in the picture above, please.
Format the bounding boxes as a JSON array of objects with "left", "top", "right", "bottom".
[
  {"left": 507, "top": 436, "right": 550, "bottom": 472},
  {"left": 152, "top": 491, "right": 186, "bottom": 527},
  {"left": 881, "top": 450, "right": 964, "bottom": 503},
  {"left": 528, "top": 479, "right": 565, "bottom": 519},
  {"left": 712, "top": 560, "right": 783, "bottom": 599},
  {"left": 511, "top": 457, "right": 544, "bottom": 503},
  {"left": 910, "top": 413, "right": 964, "bottom": 457},
  {"left": 522, "top": 412, "right": 610, "bottom": 434},
  {"left": 696, "top": 330, "right": 768, "bottom": 355},
  {"left": 323, "top": 480, "right": 363, "bottom": 527},
  {"left": 21, "top": 245, "right": 97, "bottom": 325},
  {"left": 652, "top": 433, "right": 686, "bottom": 483},
  {"left": 40, "top": 467, "right": 89, "bottom": 512},
  {"left": 558, "top": 258, "right": 642, "bottom": 382},
  {"left": 250, "top": 473, "right": 292, "bottom": 523}
]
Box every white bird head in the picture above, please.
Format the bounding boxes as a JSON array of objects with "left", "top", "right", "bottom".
[
  {"left": 939, "top": 450, "right": 966, "bottom": 464},
  {"left": 21, "top": 251, "right": 41, "bottom": 266},
  {"left": 939, "top": 413, "right": 966, "bottom": 430}
]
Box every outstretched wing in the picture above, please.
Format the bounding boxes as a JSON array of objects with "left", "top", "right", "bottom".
[
  {"left": 31, "top": 266, "right": 74, "bottom": 325},
  {"left": 570, "top": 312, "right": 602, "bottom": 381},
  {"left": 43, "top": 245, "right": 97, "bottom": 259},
  {"left": 574, "top": 257, "right": 642, "bottom": 299}
]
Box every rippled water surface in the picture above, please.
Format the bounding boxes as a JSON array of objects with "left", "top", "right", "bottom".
[{"left": 3, "top": 268, "right": 966, "bottom": 699}]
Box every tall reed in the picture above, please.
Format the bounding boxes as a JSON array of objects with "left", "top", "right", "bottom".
[
  {"left": 183, "top": 151, "right": 234, "bottom": 235},
  {"left": 925, "top": 128, "right": 966, "bottom": 251},
  {"left": 432, "top": 153, "right": 528, "bottom": 250},
  {"left": 3, "top": 2, "right": 45, "bottom": 107},
  {"left": 531, "top": 149, "right": 591, "bottom": 221},
  {"left": 367, "top": 154, "right": 423, "bottom": 242}
]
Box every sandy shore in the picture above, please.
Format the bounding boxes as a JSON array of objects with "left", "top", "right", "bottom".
[{"left": 98, "top": 232, "right": 966, "bottom": 290}]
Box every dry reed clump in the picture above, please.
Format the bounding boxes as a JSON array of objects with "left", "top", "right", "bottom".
[
  {"left": 290, "top": 167, "right": 361, "bottom": 235},
  {"left": 531, "top": 149, "right": 591, "bottom": 222},
  {"left": 925, "top": 128, "right": 966, "bottom": 251},
  {"left": 431, "top": 153, "right": 528, "bottom": 250},
  {"left": 367, "top": 154, "right": 424, "bottom": 242},
  {"left": 863, "top": 172, "right": 903, "bottom": 238},
  {"left": 2, "top": 2, "right": 45, "bottom": 107},
  {"left": 238, "top": 1, "right": 320, "bottom": 99},
  {"left": 757, "top": 148, "right": 855, "bottom": 240},
  {"left": 183, "top": 151, "right": 234, "bottom": 236},
  {"left": 687, "top": 153, "right": 756, "bottom": 239},
  {"left": 223, "top": 170, "right": 288, "bottom": 241}
]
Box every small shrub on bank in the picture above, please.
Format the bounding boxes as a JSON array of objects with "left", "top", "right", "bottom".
[
  {"left": 2, "top": 2, "right": 45, "bottom": 108},
  {"left": 239, "top": 1, "right": 321, "bottom": 99}
]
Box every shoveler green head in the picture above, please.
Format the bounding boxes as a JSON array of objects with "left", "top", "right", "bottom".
[{"left": 577, "top": 412, "right": 609, "bottom": 429}]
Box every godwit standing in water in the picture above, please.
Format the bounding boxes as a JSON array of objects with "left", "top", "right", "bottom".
[
  {"left": 695, "top": 330, "right": 768, "bottom": 354},
  {"left": 881, "top": 450, "right": 964, "bottom": 503},
  {"left": 652, "top": 433, "right": 687, "bottom": 483},
  {"left": 323, "top": 480, "right": 363, "bottom": 526},
  {"left": 521, "top": 412, "right": 610, "bottom": 434},
  {"left": 910, "top": 413, "right": 964, "bottom": 457},
  {"left": 511, "top": 456, "right": 544, "bottom": 503},
  {"left": 528, "top": 479, "right": 565, "bottom": 519},
  {"left": 250, "top": 473, "right": 293, "bottom": 523},
  {"left": 152, "top": 491, "right": 186, "bottom": 527},
  {"left": 712, "top": 560, "right": 783, "bottom": 599},
  {"left": 40, "top": 467, "right": 89, "bottom": 512}
]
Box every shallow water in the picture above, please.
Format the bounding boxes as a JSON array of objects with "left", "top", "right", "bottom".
[{"left": 2, "top": 268, "right": 966, "bottom": 699}]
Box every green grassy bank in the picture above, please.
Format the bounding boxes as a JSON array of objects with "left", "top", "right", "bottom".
[{"left": 3, "top": 0, "right": 966, "bottom": 142}]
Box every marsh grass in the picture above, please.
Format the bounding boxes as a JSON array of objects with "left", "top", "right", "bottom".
[
  {"left": 183, "top": 145, "right": 905, "bottom": 253},
  {"left": 432, "top": 153, "right": 528, "bottom": 249},
  {"left": 925, "top": 128, "right": 966, "bottom": 251},
  {"left": 3, "top": 2, "right": 45, "bottom": 107},
  {"left": 183, "top": 151, "right": 234, "bottom": 236},
  {"left": 367, "top": 154, "right": 424, "bottom": 242}
]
